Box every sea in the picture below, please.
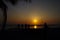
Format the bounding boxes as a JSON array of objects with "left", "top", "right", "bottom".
[{"left": 0, "top": 24, "right": 60, "bottom": 30}]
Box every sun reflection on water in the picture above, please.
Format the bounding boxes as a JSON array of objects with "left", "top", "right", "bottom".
[
  {"left": 34, "top": 25, "right": 37, "bottom": 29},
  {"left": 30, "top": 25, "right": 43, "bottom": 29}
]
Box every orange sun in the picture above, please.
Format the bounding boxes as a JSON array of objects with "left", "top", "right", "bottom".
[
  {"left": 34, "top": 19, "right": 37, "bottom": 23},
  {"left": 33, "top": 19, "right": 38, "bottom": 24}
]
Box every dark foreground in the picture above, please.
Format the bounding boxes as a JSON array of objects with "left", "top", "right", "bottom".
[{"left": 0, "top": 28, "right": 60, "bottom": 40}]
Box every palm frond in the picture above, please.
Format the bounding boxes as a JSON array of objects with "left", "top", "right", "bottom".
[
  {"left": 6, "top": 0, "right": 31, "bottom": 5},
  {"left": 0, "top": 0, "right": 7, "bottom": 10},
  {"left": 29, "top": 0, "right": 32, "bottom": 3},
  {"left": 24, "top": 0, "right": 32, "bottom": 3},
  {"left": 6, "top": 0, "right": 18, "bottom": 5}
]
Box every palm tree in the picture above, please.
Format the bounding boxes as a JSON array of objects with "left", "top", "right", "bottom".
[
  {"left": 0, "top": 0, "right": 8, "bottom": 32},
  {"left": 0, "top": 0, "right": 31, "bottom": 32}
]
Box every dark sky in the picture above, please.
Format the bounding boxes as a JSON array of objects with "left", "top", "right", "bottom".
[{"left": 0, "top": 0, "right": 60, "bottom": 24}]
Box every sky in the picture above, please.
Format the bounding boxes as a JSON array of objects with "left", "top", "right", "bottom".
[{"left": 0, "top": 0, "right": 60, "bottom": 24}]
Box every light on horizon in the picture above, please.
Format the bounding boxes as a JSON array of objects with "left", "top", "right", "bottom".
[{"left": 34, "top": 25, "right": 37, "bottom": 29}]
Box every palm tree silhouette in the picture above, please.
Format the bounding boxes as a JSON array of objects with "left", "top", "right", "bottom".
[
  {"left": 0, "top": 0, "right": 31, "bottom": 32},
  {"left": 0, "top": 0, "right": 8, "bottom": 32}
]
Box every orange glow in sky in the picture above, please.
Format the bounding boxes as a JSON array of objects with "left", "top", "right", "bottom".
[{"left": 33, "top": 19, "right": 38, "bottom": 23}]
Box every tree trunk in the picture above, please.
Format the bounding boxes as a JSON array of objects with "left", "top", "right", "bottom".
[{"left": 1, "top": 8, "right": 7, "bottom": 32}]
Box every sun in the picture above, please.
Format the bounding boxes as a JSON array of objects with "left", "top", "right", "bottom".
[{"left": 33, "top": 19, "right": 38, "bottom": 23}]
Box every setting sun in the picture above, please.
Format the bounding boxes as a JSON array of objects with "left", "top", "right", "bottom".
[{"left": 33, "top": 19, "right": 38, "bottom": 23}]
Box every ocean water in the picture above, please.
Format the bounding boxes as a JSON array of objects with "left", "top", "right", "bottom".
[{"left": 0, "top": 24, "right": 60, "bottom": 30}]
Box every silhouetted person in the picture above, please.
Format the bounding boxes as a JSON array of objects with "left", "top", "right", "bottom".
[
  {"left": 21, "top": 24, "right": 23, "bottom": 29},
  {"left": 24, "top": 24, "right": 27, "bottom": 29},
  {"left": 44, "top": 23, "right": 48, "bottom": 30},
  {"left": 17, "top": 24, "right": 20, "bottom": 31},
  {"left": 24, "top": 0, "right": 32, "bottom": 3},
  {"left": 43, "top": 22, "right": 48, "bottom": 40},
  {"left": 27, "top": 24, "right": 30, "bottom": 29}
]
